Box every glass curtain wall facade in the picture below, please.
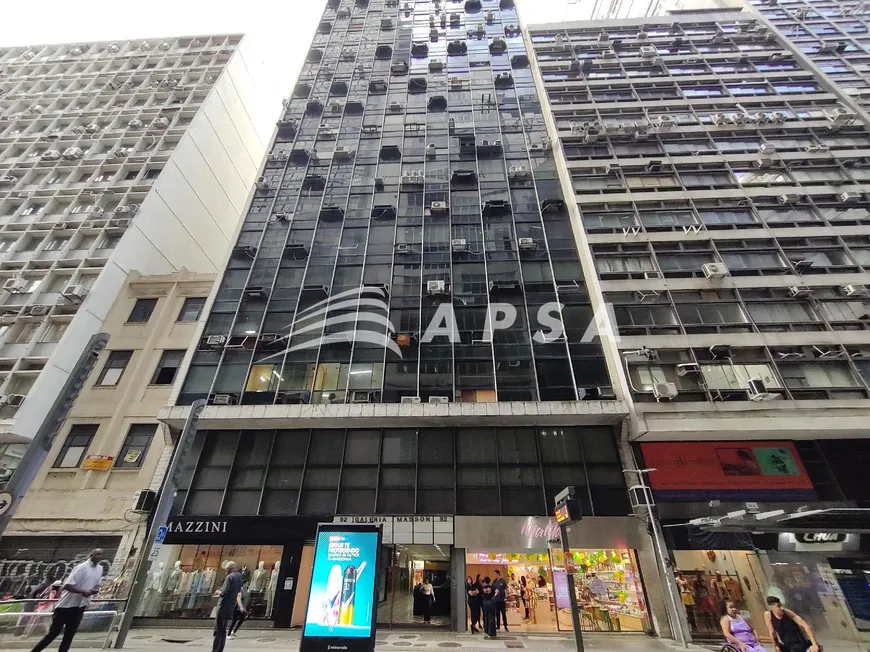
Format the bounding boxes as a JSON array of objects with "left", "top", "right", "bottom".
[
  {"left": 178, "top": 0, "right": 614, "bottom": 407},
  {"left": 530, "top": 12, "right": 870, "bottom": 405}
]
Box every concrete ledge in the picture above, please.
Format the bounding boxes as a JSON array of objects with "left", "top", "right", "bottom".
[{"left": 158, "top": 400, "right": 629, "bottom": 430}]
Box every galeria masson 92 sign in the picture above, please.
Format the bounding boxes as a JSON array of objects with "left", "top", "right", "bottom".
[{"left": 253, "top": 286, "right": 619, "bottom": 363}]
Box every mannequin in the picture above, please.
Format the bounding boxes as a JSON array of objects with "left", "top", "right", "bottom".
[
  {"left": 251, "top": 561, "right": 268, "bottom": 593},
  {"left": 266, "top": 561, "right": 280, "bottom": 618},
  {"left": 139, "top": 562, "right": 165, "bottom": 616},
  {"left": 165, "top": 561, "right": 182, "bottom": 593}
]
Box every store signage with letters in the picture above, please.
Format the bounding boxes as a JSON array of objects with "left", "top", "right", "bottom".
[
  {"left": 167, "top": 520, "right": 228, "bottom": 534},
  {"left": 797, "top": 533, "right": 847, "bottom": 544},
  {"left": 333, "top": 515, "right": 453, "bottom": 545},
  {"left": 521, "top": 519, "right": 561, "bottom": 541},
  {"left": 777, "top": 532, "right": 857, "bottom": 552},
  {"left": 163, "top": 515, "right": 321, "bottom": 544}
]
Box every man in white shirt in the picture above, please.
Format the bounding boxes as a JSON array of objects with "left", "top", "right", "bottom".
[{"left": 30, "top": 548, "right": 105, "bottom": 652}]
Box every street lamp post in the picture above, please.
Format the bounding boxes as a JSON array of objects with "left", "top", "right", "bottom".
[{"left": 554, "top": 486, "right": 585, "bottom": 652}]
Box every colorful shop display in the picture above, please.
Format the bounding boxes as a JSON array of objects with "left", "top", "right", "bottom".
[{"left": 465, "top": 548, "right": 648, "bottom": 633}]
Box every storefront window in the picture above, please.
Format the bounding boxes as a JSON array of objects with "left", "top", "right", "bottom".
[
  {"left": 465, "top": 548, "right": 648, "bottom": 633},
  {"left": 139, "top": 544, "right": 282, "bottom": 619}
]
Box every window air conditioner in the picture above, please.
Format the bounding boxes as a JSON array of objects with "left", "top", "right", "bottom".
[
  {"left": 430, "top": 201, "right": 448, "bottom": 215},
  {"left": 676, "top": 363, "right": 701, "bottom": 376},
  {"left": 451, "top": 238, "right": 468, "bottom": 252},
  {"left": 62, "top": 147, "right": 84, "bottom": 160},
  {"left": 5, "top": 394, "right": 25, "bottom": 407},
  {"left": 153, "top": 117, "right": 170, "bottom": 128},
  {"left": 748, "top": 379, "right": 775, "bottom": 401},
  {"left": 702, "top": 263, "right": 729, "bottom": 279},
  {"left": 255, "top": 176, "right": 271, "bottom": 190},
  {"left": 653, "top": 382, "right": 678, "bottom": 401},
  {"left": 779, "top": 194, "right": 799, "bottom": 204},
  {"left": 427, "top": 279, "right": 447, "bottom": 295},
  {"left": 518, "top": 238, "right": 538, "bottom": 251},
  {"left": 844, "top": 284, "right": 869, "bottom": 297},
  {"left": 396, "top": 243, "right": 412, "bottom": 254},
  {"left": 789, "top": 286, "right": 813, "bottom": 298},
  {"left": 205, "top": 335, "right": 227, "bottom": 348},
  {"left": 350, "top": 390, "right": 373, "bottom": 403},
  {"left": 333, "top": 146, "right": 354, "bottom": 160},
  {"left": 3, "top": 277, "right": 28, "bottom": 293},
  {"left": 211, "top": 394, "right": 237, "bottom": 406},
  {"left": 24, "top": 305, "right": 50, "bottom": 317},
  {"left": 61, "top": 284, "right": 87, "bottom": 303},
  {"left": 838, "top": 191, "right": 861, "bottom": 202},
  {"left": 128, "top": 119, "right": 144, "bottom": 129},
  {"left": 428, "top": 396, "right": 449, "bottom": 404},
  {"left": 400, "top": 396, "right": 421, "bottom": 404}
]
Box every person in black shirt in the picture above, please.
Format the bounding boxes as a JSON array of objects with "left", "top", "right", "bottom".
[
  {"left": 480, "top": 577, "right": 497, "bottom": 639},
  {"left": 764, "top": 597, "right": 820, "bottom": 652},
  {"left": 492, "top": 569, "right": 508, "bottom": 632},
  {"left": 466, "top": 576, "right": 481, "bottom": 633},
  {"left": 213, "top": 561, "right": 243, "bottom": 652}
]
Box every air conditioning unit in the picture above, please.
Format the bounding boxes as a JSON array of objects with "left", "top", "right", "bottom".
[
  {"left": 128, "top": 119, "right": 144, "bottom": 129},
  {"left": 426, "top": 143, "right": 437, "bottom": 159},
  {"left": 42, "top": 150, "right": 61, "bottom": 160},
  {"left": 402, "top": 170, "right": 424, "bottom": 185},
  {"left": 653, "top": 382, "right": 678, "bottom": 401},
  {"left": 396, "top": 243, "right": 412, "bottom": 254},
  {"left": 676, "top": 363, "right": 701, "bottom": 376},
  {"left": 114, "top": 204, "right": 139, "bottom": 215},
  {"left": 333, "top": 146, "right": 354, "bottom": 160},
  {"left": 61, "top": 284, "right": 87, "bottom": 304},
  {"left": 62, "top": 147, "right": 84, "bottom": 160},
  {"left": 518, "top": 237, "right": 538, "bottom": 251},
  {"left": 211, "top": 393, "right": 237, "bottom": 406},
  {"left": 428, "top": 59, "right": 444, "bottom": 72},
  {"left": 108, "top": 218, "right": 131, "bottom": 229},
  {"left": 748, "top": 378, "right": 774, "bottom": 401},
  {"left": 23, "top": 305, "right": 50, "bottom": 317},
  {"left": 389, "top": 102, "right": 404, "bottom": 112},
  {"left": 255, "top": 176, "right": 271, "bottom": 190},
  {"left": 427, "top": 279, "right": 447, "bottom": 295},
  {"left": 430, "top": 201, "right": 448, "bottom": 215},
  {"left": 3, "top": 277, "right": 28, "bottom": 293},
  {"left": 350, "top": 390, "right": 373, "bottom": 403},
  {"left": 844, "top": 284, "right": 869, "bottom": 297},
  {"left": 4, "top": 394, "right": 25, "bottom": 407},
  {"left": 400, "top": 396, "right": 422, "bottom": 404},
  {"left": 789, "top": 286, "right": 813, "bottom": 298},
  {"left": 205, "top": 335, "right": 227, "bottom": 348},
  {"left": 838, "top": 191, "right": 861, "bottom": 202},
  {"left": 428, "top": 396, "right": 449, "bottom": 404},
  {"left": 451, "top": 238, "right": 468, "bottom": 252},
  {"left": 244, "top": 286, "right": 268, "bottom": 300},
  {"left": 758, "top": 143, "right": 776, "bottom": 156},
  {"left": 108, "top": 43, "right": 120, "bottom": 53},
  {"left": 702, "top": 263, "right": 729, "bottom": 279},
  {"left": 0, "top": 176, "right": 17, "bottom": 186},
  {"left": 640, "top": 45, "right": 657, "bottom": 58},
  {"left": 153, "top": 117, "right": 170, "bottom": 128},
  {"left": 509, "top": 166, "right": 530, "bottom": 179},
  {"left": 779, "top": 194, "right": 800, "bottom": 204}
]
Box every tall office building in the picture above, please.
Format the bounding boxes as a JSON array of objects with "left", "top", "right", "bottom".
[
  {"left": 155, "top": 0, "right": 671, "bottom": 635},
  {"left": 0, "top": 35, "right": 291, "bottom": 481},
  {"left": 529, "top": 6, "right": 870, "bottom": 647}
]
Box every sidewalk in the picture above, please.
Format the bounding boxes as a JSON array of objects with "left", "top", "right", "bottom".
[{"left": 117, "top": 629, "right": 682, "bottom": 651}]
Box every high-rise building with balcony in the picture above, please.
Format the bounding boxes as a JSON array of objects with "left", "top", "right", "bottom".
[
  {"left": 0, "top": 34, "right": 292, "bottom": 480},
  {"left": 155, "top": 0, "right": 671, "bottom": 635},
  {"left": 529, "top": 6, "right": 870, "bottom": 647}
]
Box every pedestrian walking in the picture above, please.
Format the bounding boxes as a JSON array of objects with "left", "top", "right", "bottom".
[
  {"left": 763, "top": 596, "right": 821, "bottom": 652},
  {"left": 227, "top": 582, "right": 249, "bottom": 639},
  {"left": 466, "top": 576, "right": 481, "bottom": 633},
  {"left": 480, "top": 577, "right": 497, "bottom": 639},
  {"left": 491, "top": 569, "right": 508, "bottom": 632},
  {"left": 212, "top": 561, "right": 243, "bottom": 652},
  {"left": 29, "top": 548, "right": 105, "bottom": 652}
]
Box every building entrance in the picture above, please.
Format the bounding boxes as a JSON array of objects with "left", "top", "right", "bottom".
[{"left": 378, "top": 544, "right": 451, "bottom": 627}]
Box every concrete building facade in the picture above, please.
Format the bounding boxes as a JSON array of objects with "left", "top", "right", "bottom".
[
  {"left": 0, "top": 269, "right": 214, "bottom": 599},
  {"left": 528, "top": 7, "right": 870, "bottom": 647},
  {"left": 0, "top": 32, "right": 292, "bottom": 480}
]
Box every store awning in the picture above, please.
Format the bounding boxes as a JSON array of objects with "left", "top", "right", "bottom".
[{"left": 706, "top": 507, "right": 870, "bottom": 534}]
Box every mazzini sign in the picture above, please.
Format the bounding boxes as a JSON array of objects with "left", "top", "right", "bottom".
[{"left": 166, "top": 520, "right": 228, "bottom": 533}]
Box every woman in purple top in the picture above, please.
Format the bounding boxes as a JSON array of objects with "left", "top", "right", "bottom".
[{"left": 721, "top": 601, "right": 768, "bottom": 652}]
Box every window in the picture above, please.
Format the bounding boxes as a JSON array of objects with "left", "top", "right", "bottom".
[
  {"left": 177, "top": 297, "right": 206, "bottom": 322},
  {"left": 96, "top": 350, "right": 133, "bottom": 386},
  {"left": 39, "top": 321, "right": 69, "bottom": 343},
  {"left": 115, "top": 424, "right": 156, "bottom": 468},
  {"left": 127, "top": 298, "right": 157, "bottom": 323},
  {"left": 151, "top": 350, "right": 185, "bottom": 385},
  {"left": 54, "top": 425, "right": 97, "bottom": 468}
]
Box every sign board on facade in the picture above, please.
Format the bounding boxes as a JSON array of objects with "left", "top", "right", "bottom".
[
  {"left": 777, "top": 532, "right": 858, "bottom": 553},
  {"left": 641, "top": 441, "right": 816, "bottom": 501},
  {"left": 333, "top": 515, "right": 453, "bottom": 545},
  {"left": 301, "top": 524, "right": 381, "bottom": 652},
  {"left": 155, "top": 525, "right": 168, "bottom": 544},
  {"left": 81, "top": 455, "right": 113, "bottom": 471}
]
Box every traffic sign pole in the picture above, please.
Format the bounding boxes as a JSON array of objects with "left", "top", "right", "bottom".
[{"left": 554, "top": 487, "right": 585, "bottom": 652}]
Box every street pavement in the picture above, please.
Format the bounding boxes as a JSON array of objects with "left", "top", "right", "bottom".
[{"left": 116, "top": 629, "right": 691, "bottom": 651}]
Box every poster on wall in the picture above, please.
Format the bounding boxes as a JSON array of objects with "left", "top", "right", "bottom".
[
  {"left": 640, "top": 441, "right": 816, "bottom": 501},
  {"left": 301, "top": 524, "right": 382, "bottom": 652},
  {"left": 553, "top": 570, "right": 570, "bottom": 609}
]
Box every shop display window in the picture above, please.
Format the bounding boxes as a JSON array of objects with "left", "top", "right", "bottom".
[
  {"left": 138, "top": 544, "right": 282, "bottom": 619},
  {"left": 465, "top": 548, "right": 648, "bottom": 633}
]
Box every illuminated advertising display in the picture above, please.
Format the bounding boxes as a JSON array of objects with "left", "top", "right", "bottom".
[
  {"left": 641, "top": 441, "right": 816, "bottom": 501},
  {"left": 301, "top": 524, "right": 381, "bottom": 652}
]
